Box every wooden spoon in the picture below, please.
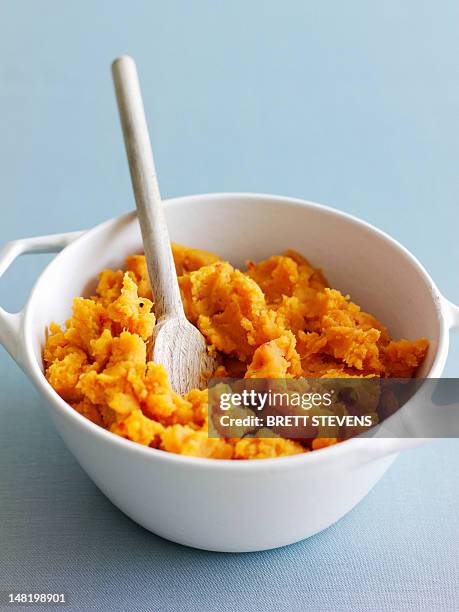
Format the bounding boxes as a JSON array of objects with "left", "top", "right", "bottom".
[{"left": 112, "top": 55, "right": 216, "bottom": 395}]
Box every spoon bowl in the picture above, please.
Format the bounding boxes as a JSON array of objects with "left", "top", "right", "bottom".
[{"left": 152, "top": 316, "right": 217, "bottom": 394}]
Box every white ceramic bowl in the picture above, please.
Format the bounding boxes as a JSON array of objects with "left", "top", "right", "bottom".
[{"left": 1, "top": 193, "right": 458, "bottom": 552}]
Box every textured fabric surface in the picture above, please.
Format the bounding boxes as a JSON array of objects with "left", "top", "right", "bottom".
[{"left": 0, "top": 1, "right": 458, "bottom": 610}]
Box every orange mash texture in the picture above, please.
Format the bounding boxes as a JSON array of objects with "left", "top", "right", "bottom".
[{"left": 43, "top": 245, "right": 428, "bottom": 459}]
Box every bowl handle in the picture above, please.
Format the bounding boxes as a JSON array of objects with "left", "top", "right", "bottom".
[
  {"left": 0, "top": 231, "right": 84, "bottom": 368},
  {"left": 442, "top": 296, "right": 459, "bottom": 330}
]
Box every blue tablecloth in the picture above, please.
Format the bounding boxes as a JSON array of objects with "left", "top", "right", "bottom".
[{"left": 0, "top": 1, "right": 458, "bottom": 610}]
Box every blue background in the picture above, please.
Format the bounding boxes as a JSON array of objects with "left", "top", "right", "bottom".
[{"left": 0, "top": 1, "right": 458, "bottom": 610}]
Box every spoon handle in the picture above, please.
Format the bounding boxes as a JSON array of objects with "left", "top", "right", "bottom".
[{"left": 112, "top": 55, "right": 184, "bottom": 321}]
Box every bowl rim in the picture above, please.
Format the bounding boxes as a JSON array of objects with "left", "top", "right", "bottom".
[{"left": 21, "top": 192, "right": 449, "bottom": 470}]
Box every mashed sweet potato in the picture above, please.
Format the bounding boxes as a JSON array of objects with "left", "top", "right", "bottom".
[{"left": 43, "top": 245, "right": 428, "bottom": 459}]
